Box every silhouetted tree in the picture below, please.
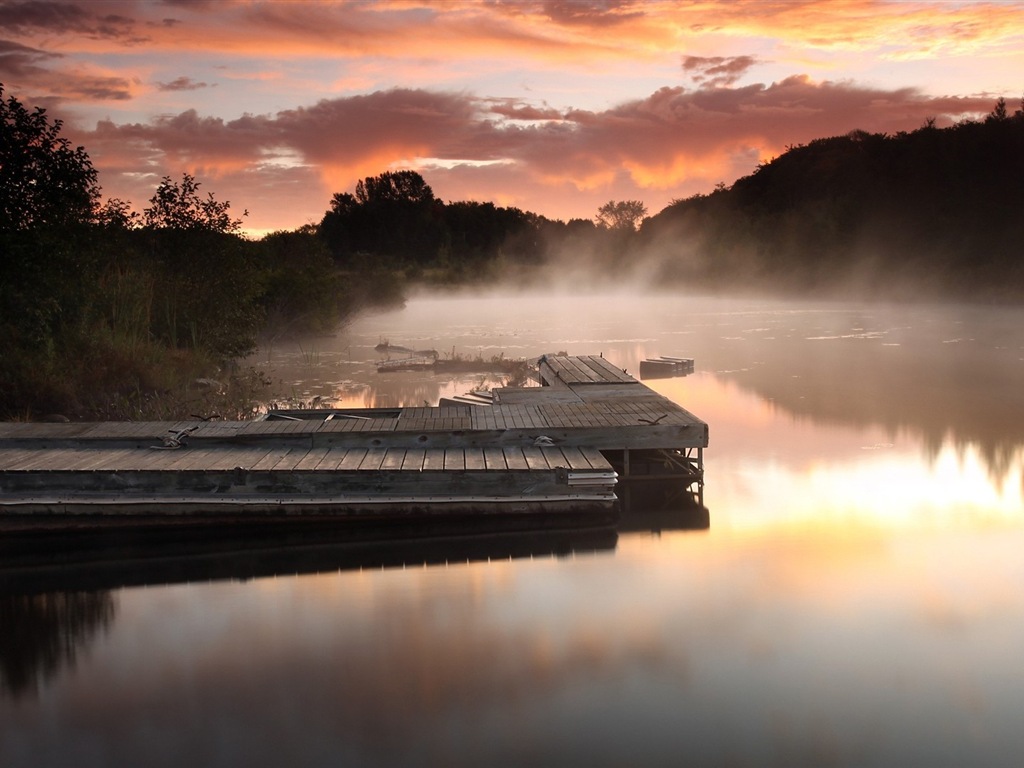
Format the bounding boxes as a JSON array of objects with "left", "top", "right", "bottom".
[
  {"left": 144, "top": 173, "right": 246, "bottom": 232},
  {"left": 0, "top": 83, "right": 99, "bottom": 231},
  {"left": 138, "top": 174, "right": 260, "bottom": 355},
  {"left": 355, "top": 170, "right": 435, "bottom": 206},
  {"left": 987, "top": 96, "right": 1008, "bottom": 123},
  {"left": 320, "top": 170, "right": 444, "bottom": 267},
  {"left": 595, "top": 200, "right": 648, "bottom": 231},
  {"left": 2, "top": 84, "right": 104, "bottom": 408}
]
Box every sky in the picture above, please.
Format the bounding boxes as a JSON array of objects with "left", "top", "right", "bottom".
[{"left": 2, "top": 0, "right": 1022, "bottom": 236}]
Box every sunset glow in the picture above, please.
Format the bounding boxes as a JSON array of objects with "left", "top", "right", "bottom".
[{"left": 2, "top": 0, "right": 1021, "bottom": 233}]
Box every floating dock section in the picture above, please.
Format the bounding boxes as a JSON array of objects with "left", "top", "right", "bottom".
[
  {"left": 0, "top": 355, "right": 707, "bottom": 534},
  {"left": 639, "top": 356, "right": 695, "bottom": 379}
]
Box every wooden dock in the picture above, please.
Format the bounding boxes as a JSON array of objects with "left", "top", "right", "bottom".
[{"left": 0, "top": 355, "right": 707, "bottom": 534}]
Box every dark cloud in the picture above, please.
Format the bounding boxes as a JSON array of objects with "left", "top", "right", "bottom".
[
  {"left": 84, "top": 78, "right": 995, "bottom": 177},
  {"left": 0, "top": 1, "right": 146, "bottom": 42},
  {"left": 77, "top": 78, "right": 996, "bottom": 229},
  {"left": 273, "top": 88, "right": 489, "bottom": 164},
  {"left": 487, "top": 98, "right": 564, "bottom": 121},
  {"left": 0, "top": 37, "right": 61, "bottom": 77},
  {"left": 160, "top": 0, "right": 217, "bottom": 7},
  {"left": 682, "top": 55, "right": 759, "bottom": 87},
  {"left": 0, "top": 1, "right": 90, "bottom": 34},
  {"left": 0, "top": 37, "right": 132, "bottom": 100},
  {"left": 544, "top": 77, "right": 990, "bottom": 168},
  {"left": 156, "top": 76, "right": 211, "bottom": 91},
  {"left": 539, "top": 0, "right": 645, "bottom": 27}
]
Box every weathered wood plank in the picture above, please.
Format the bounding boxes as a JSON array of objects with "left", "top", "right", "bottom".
[
  {"left": 358, "top": 448, "right": 388, "bottom": 471},
  {"left": 563, "top": 356, "right": 602, "bottom": 383},
  {"left": 316, "top": 447, "right": 351, "bottom": 471},
  {"left": 249, "top": 448, "right": 296, "bottom": 471},
  {"left": 294, "top": 447, "right": 333, "bottom": 470},
  {"left": 401, "top": 448, "right": 425, "bottom": 471},
  {"left": 9, "top": 449, "right": 65, "bottom": 471},
  {"left": 578, "top": 355, "right": 634, "bottom": 383},
  {"left": 0, "top": 449, "right": 48, "bottom": 471},
  {"left": 483, "top": 447, "right": 507, "bottom": 470},
  {"left": 444, "top": 448, "right": 465, "bottom": 471},
  {"left": 336, "top": 448, "right": 367, "bottom": 470},
  {"left": 521, "top": 446, "right": 549, "bottom": 470},
  {"left": 554, "top": 445, "right": 590, "bottom": 470},
  {"left": 168, "top": 447, "right": 224, "bottom": 471},
  {"left": 503, "top": 447, "right": 530, "bottom": 471},
  {"left": 580, "top": 447, "right": 608, "bottom": 469},
  {"left": 422, "top": 448, "right": 446, "bottom": 471},
  {"left": 381, "top": 448, "right": 406, "bottom": 471},
  {"left": 464, "top": 448, "right": 487, "bottom": 471}
]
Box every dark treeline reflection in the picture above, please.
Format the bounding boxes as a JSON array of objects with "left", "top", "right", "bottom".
[
  {"left": 0, "top": 499, "right": 705, "bottom": 701},
  {"left": 722, "top": 327, "right": 1022, "bottom": 479},
  {"left": 0, "top": 591, "right": 115, "bottom": 698},
  {"left": 658, "top": 301, "right": 1024, "bottom": 481}
]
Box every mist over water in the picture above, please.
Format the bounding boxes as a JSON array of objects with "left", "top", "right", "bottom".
[{"left": 3, "top": 291, "right": 1023, "bottom": 767}]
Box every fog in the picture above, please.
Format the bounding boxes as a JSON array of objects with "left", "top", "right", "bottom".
[{"left": 250, "top": 288, "right": 1024, "bottom": 481}]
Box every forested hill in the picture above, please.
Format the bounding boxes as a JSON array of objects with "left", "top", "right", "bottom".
[{"left": 641, "top": 108, "right": 1024, "bottom": 300}]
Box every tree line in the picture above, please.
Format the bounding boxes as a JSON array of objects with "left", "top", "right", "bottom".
[
  {"left": 3, "top": 80, "right": 1022, "bottom": 418},
  {"left": 1, "top": 85, "right": 395, "bottom": 419},
  {"left": 639, "top": 97, "right": 1024, "bottom": 300},
  {"left": 0, "top": 83, "right": 637, "bottom": 418}
]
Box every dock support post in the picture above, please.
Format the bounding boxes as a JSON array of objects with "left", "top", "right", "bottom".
[{"left": 623, "top": 448, "right": 630, "bottom": 478}]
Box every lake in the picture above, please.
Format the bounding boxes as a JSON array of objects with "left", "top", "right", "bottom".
[{"left": 3, "top": 291, "right": 1023, "bottom": 767}]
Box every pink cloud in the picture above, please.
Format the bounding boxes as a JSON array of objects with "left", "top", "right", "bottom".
[{"left": 70, "top": 77, "right": 996, "bottom": 230}]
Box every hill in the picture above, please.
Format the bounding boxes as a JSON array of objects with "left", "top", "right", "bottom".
[{"left": 640, "top": 105, "right": 1024, "bottom": 300}]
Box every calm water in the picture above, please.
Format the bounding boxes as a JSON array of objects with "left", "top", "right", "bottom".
[{"left": 3, "top": 292, "right": 1023, "bottom": 767}]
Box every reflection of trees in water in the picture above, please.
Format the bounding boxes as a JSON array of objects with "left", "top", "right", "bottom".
[
  {"left": 714, "top": 309, "right": 1024, "bottom": 484},
  {"left": 0, "top": 592, "right": 116, "bottom": 698}
]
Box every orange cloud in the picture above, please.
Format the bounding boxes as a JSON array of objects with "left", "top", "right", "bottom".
[
  {"left": 7, "top": 1, "right": 1021, "bottom": 79},
  {"left": 6, "top": 1, "right": 1015, "bottom": 230},
  {"left": 70, "top": 77, "right": 997, "bottom": 229}
]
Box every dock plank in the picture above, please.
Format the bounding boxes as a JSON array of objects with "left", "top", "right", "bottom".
[
  {"left": 294, "top": 447, "right": 333, "bottom": 470},
  {"left": 579, "top": 355, "right": 636, "bottom": 384},
  {"left": 464, "top": 448, "right": 487, "bottom": 471},
  {"left": 503, "top": 447, "right": 530, "bottom": 471},
  {"left": 580, "top": 447, "right": 608, "bottom": 469},
  {"left": 444, "top": 448, "right": 466, "bottom": 471},
  {"left": 521, "top": 446, "right": 549, "bottom": 471},
  {"left": 358, "top": 448, "right": 388, "bottom": 471},
  {"left": 336, "top": 448, "right": 367, "bottom": 470},
  {"left": 381, "top": 448, "right": 406, "bottom": 471},
  {"left": 249, "top": 448, "right": 295, "bottom": 471},
  {"left": 422, "top": 448, "right": 446, "bottom": 471},
  {"left": 0, "top": 449, "right": 48, "bottom": 471},
  {"left": 554, "top": 445, "right": 590, "bottom": 470},
  {"left": 483, "top": 447, "right": 507, "bottom": 470},
  {"left": 312, "top": 447, "right": 348, "bottom": 471},
  {"left": 401, "top": 448, "right": 425, "bottom": 471}
]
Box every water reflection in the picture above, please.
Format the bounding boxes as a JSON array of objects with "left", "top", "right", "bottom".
[
  {"left": 0, "top": 527, "right": 619, "bottom": 597},
  {"left": 0, "top": 496, "right": 708, "bottom": 705},
  {"left": 0, "top": 591, "right": 115, "bottom": 698},
  {"left": 4, "top": 294, "right": 1021, "bottom": 766}
]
